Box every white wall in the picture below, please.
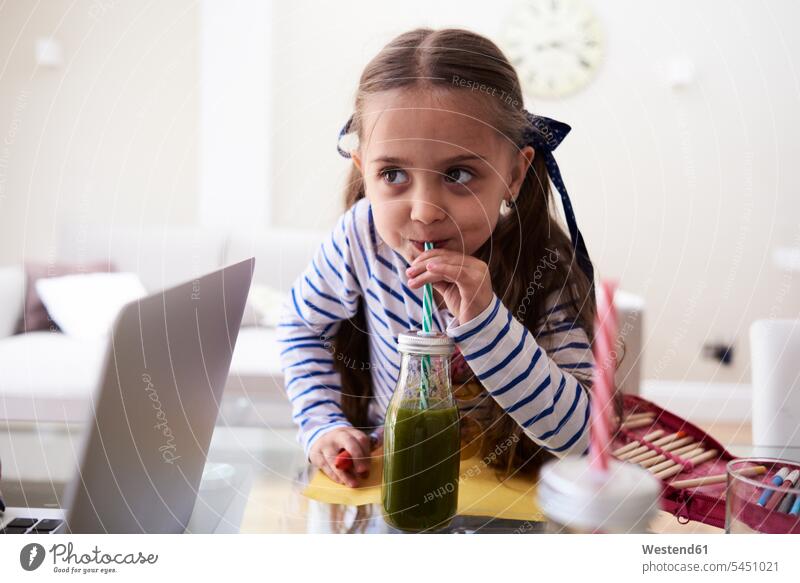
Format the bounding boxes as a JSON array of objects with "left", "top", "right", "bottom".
[
  {"left": 269, "top": 0, "right": 800, "bottom": 384},
  {"left": 0, "top": 0, "right": 797, "bottom": 385},
  {"left": 0, "top": 1, "right": 199, "bottom": 264},
  {"left": 199, "top": 0, "right": 271, "bottom": 232}
]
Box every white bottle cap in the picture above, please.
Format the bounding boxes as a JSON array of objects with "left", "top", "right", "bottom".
[
  {"left": 538, "top": 455, "right": 662, "bottom": 533},
  {"left": 397, "top": 330, "right": 455, "bottom": 356}
]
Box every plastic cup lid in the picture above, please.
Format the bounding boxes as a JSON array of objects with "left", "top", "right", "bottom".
[
  {"left": 397, "top": 329, "right": 455, "bottom": 355},
  {"left": 538, "top": 456, "right": 662, "bottom": 533}
]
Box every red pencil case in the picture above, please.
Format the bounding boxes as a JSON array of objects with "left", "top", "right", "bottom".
[{"left": 613, "top": 394, "right": 800, "bottom": 532}]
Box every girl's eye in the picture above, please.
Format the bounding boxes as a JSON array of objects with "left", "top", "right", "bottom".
[
  {"left": 379, "top": 168, "right": 409, "bottom": 185},
  {"left": 444, "top": 168, "right": 474, "bottom": 185}
]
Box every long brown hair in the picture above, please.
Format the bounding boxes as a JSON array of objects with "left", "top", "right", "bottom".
[{"left": 332, "top": 28, "right": 604, "bottom": 476}]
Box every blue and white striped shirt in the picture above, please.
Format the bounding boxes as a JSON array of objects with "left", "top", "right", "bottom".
[{"left": 278, "top": 197, "right": 594, "bottom": 458}]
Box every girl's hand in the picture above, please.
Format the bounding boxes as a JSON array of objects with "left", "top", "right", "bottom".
[
  {"left": 308, "top": 426, "right": 372, "bottom": 488},
  {"left": 406, "top": 248, "right": 494, "bottom": 325}
]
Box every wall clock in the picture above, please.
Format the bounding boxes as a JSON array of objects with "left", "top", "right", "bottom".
[{"left": 502, "top": 0, "right": 605, "bottom": 99}]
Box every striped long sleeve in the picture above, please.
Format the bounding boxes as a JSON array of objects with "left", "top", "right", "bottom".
[
  {"left": 445, "top": 293, "right": 594, "bottom": 457},
  {"left": 277, "top": 207, "right": 362, "bottom": 457}
]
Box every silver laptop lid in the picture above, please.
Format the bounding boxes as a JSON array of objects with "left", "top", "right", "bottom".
[{"left": 62, "top": 257, "right": 254, "bottom": 533}]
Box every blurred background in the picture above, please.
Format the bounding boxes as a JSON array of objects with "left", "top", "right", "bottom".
[{"left": 0, "top": 0, "right": 798, "bottom": 531}]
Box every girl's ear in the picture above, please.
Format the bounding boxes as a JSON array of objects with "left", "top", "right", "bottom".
[{"left": 509, "top": 146, "right": 535, "bottom": 200}]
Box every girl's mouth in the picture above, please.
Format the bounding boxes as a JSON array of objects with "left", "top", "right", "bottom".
[{"left": 410, "top": 239, "right": 447, "bottom": 252}]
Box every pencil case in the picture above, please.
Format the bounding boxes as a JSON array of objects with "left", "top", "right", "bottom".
[{"left": 612, "top": 394, "right": 800, "bottom": 532}]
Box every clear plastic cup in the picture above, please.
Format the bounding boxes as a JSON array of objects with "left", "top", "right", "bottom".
[
  {"left": 726, "top": 457, "right": 800, "bottom": 534},
  {"left": 538, "top": 456, "right": 662, "bottom": 534}
]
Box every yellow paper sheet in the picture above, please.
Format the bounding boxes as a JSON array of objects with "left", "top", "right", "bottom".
[{"left": 302, "top": 454, "right": 544, "bottom": 522}]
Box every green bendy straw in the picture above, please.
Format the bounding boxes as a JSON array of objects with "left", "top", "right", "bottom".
[{"left": 419, "top": 241, "right": 435, "bottom": 409}]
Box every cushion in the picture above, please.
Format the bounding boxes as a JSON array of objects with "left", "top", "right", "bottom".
[
  {"left": 34, "top": 272, "right": 146, "bottom": 339},
  {"left": 19, "top": 261, "right": 113, "bottom": 333}
]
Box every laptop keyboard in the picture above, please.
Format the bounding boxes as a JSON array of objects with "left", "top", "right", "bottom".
[{"left": 1, "top": 518, "right": 64, "bottom": 534}]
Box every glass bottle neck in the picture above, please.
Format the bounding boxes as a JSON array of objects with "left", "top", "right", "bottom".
[{"left": 395, "top": 351, "right": 454, "bottom": 408}]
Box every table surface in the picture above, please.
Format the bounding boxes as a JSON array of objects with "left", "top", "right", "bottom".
[
  {"left": 2, "top": 420, "right": 799, "bottom": 534},
  {"left": 283, "top": 445, "right": 800, "bottom": 534}
]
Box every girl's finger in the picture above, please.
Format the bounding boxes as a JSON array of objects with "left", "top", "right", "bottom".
[
  {"left": 309, "top": 448, "right": 325, "bottom": 470},
  {"left": 317, "top": 456, "right": 342, "bottom": 485},
  {"left": 323, "top": 465, "right": 348, "bottom": 486},
  {"left": 407, "top": 270, "right": 445, "bottom": 288},
  {"left": 409, "top": 261, "right": 477, "bottom": 288},
  {"left": 406, "top": 260, "right": 447, "bottom": 278},
  {"left": 414, "top": 253, "right": 477, "bottom": 274},
  {"left": 410, "top": 247, "right": 464, "bottom": 265},
  {"left": 405, "top": 263, "right": 425, "bottom": 277},
  {"left": 332, "top": 466, "right": 359, "bottom": 488},
  {"left": 432, "top": 259, "right": 490, "bottom": 285}
]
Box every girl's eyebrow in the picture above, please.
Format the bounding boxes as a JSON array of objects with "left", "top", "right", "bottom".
[{"left": 370, "top": 153, "right": 488, "bottom": 166}]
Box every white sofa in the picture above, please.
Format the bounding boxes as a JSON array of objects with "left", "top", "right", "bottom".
[
  {"left": 0, "top": 224, "right": 644, "bottom": 425},
  {"left": 0, "top": 224, "right": 325, "bottom": 425}
]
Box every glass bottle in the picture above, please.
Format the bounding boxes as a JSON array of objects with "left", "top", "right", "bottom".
[{"left": 381, "top": 330, "right": 460, "bottom": 532}]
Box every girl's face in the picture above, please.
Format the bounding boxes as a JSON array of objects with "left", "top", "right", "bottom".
[{"left": 351, "top": 88, "right": 534, "bottom": 263}]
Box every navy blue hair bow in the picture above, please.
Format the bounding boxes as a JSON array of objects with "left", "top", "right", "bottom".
[
  {"left": 519, "top": 111, "right": 594, "bottom": 285},
  {"left": 337, "top": 116, "right": 355, "bottom": 159},
  {"left": 336, "top": 111, "right": 594, "bottom": 285}
]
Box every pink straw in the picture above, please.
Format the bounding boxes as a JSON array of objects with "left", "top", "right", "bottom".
[{"left": 589, "top": 280, "right": 618, "bottom": 473}]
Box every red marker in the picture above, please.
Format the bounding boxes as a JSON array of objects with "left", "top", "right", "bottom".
[{"left": 334, "top": 429, "right": 383, "bottom": 476}]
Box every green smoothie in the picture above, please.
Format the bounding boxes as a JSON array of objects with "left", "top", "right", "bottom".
[{"left": 381, "top": 404, "right": 460, "bottom": 532}]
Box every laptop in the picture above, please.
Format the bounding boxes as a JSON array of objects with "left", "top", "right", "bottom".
[{"left": 0, "top": 257, "right": 254, "bottom": 533}]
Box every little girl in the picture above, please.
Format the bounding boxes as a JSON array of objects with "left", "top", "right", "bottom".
[{"left": 278, "top": 28, "right": 597, "bottom": 488}]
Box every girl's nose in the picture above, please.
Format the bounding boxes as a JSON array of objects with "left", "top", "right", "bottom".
[{"left": 409, "top": 191, "right": 447, "bottom": 225}]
